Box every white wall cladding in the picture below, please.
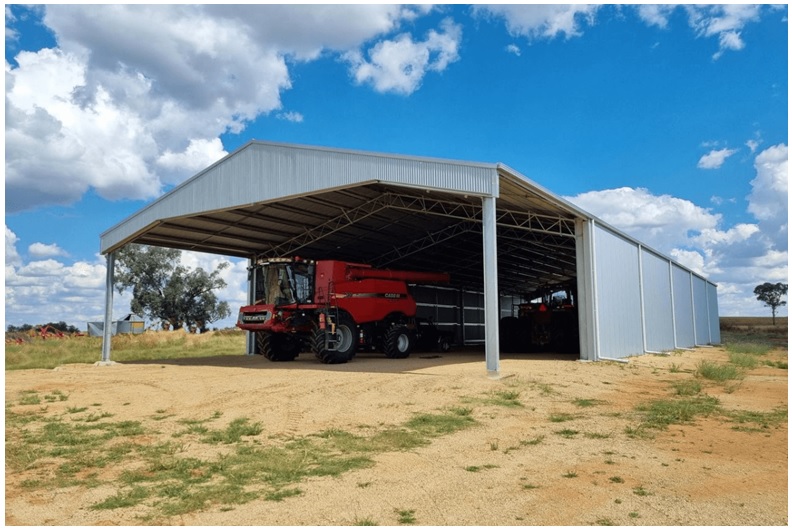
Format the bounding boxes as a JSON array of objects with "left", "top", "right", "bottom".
[
  {"left": 592, "top": 224, "right": 644, "bottom": 359},
  {"left": 588, "top": 222, "right": 720, "bottom": 360},
  {"left": 672, "top": 264, "right": 696, "bottom": 348},
  {"left": 692, "top": 276, "right": 711, "bottom": 345},
  {"left": 640, "top": 248, "right": 676, "bottom": 352},
  {"left": 707, "top": 283, "right": 721, "bottom": 344}
]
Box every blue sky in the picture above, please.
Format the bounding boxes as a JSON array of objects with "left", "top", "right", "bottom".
[{"left": 4, "top": 4, "right": 788, "bottom": 330}]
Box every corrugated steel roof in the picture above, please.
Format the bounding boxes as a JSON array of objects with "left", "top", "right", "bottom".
[{"left": 99, "top": 140, "right": 706, "bottom": 296}]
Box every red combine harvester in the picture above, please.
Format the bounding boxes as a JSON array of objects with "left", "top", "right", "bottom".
[{"left": 236, "top": 257, "right": 450, "bottom": 364}]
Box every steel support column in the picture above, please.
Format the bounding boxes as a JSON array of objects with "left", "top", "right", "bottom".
[
  {"left": 246, "top": 257, "right": 256, "bottom": 355},
  {"left": 575, "top": 219, "right": 598, "bottom": 361},
  {"left": 100, "top": 252, "right": 115, "bottom": 363},
  {"left": 481, "top": 196, "right": 500, "bottom": 377}
]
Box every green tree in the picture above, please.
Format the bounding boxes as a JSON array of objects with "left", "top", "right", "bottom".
[
  {"left": 753, "top": 282, "right": 788, "bottom": 325},
  {"left": 114, "top": 244, "right": 231, "bottom": 331}
]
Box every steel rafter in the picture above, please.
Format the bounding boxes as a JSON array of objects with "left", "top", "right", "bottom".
[
  {"left": 265, "top": 195, "right": 393, "bottom": 258},
  {"left": 263, "top": 190, "right": 577, "bottom": 264},
  {"left": 373, "top": 220, "right": 479, "bottom": 267},
  {"left": 385, "top": 193, "right": 576, "bottom": 238}
]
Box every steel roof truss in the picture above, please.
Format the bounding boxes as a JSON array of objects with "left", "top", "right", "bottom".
[{"left": 373, "top": 220, "right": 479, "bottom": 267}]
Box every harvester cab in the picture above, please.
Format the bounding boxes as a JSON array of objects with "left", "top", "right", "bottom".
[{"left": 255, "top": 257, "right": 315, "bottom": 307}]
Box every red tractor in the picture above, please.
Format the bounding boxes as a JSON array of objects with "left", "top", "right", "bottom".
[
  {"left": 236, "top": 257, "right": 450, "bottom": 364},
  {"left": 500, "top": 282, "right": 579, "bottom": 354}
]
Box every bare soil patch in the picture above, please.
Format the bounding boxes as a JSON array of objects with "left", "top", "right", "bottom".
[{"left": 5, "top": 345, "right": 787, "bottom": 526}]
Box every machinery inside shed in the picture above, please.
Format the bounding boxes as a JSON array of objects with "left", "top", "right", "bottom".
[{"left": 129, "top": 181, "right": 581, "bottom": 356}]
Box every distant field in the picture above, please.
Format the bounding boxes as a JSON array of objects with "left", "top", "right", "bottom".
[{"left": 720, "top": 316, "right": 788, "bottom": 329}]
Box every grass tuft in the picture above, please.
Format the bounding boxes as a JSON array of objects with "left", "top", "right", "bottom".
[
  {"left": 573, "top": 398, "right": 606, "bottom": 408},
  {"left": 202, "top": 417, "right": 263, "bottom": 444},
  {"left": 725, "top": 342, "right": 772, "bottom": 356},
  {"left": 395, "top": 508, "right": 416, "bottom": 525},
  {"left": 548, "top": 412, "right": 576, "bottom": 423},
  {"left": 727, "top": 352, "right": 760, "bottom": 369},
  {"left": 671, "top": 379, "right": 702, "bottom": 396},
  {"left": 695, "top": 361, "right": 742, "bottom": 382},
  {"left": 404, "top": 407, "right": 476, "bottom": 437},
  {"left": 634, "top": 395, "right": 720, "bottom": 431}
]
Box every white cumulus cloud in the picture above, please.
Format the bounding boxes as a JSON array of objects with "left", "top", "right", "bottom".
[
  {"left": 697, "top": 148, "right": 738, "bottom": 169},
  {"left": 157, "top": 138, "right": 228, "bottom": 176},
  {"left": 635, "top": 5, "right": 767, "bottom": 59},
  {"left": 276, "top": 111, "right": 304, "bottom": 123},
  {"left": 747, "top": 143, "right": 788, "bottom": 248},
  {"left": 6, "top": 226, "right": 23, "bottom": 267},
  {"left": 346, "top": 18, "right": 462, "bottom": 95},
  {"left": 28, "top": 242, "right": 68, "bottom": 259},
  {"left": 566, "top": 187, "right": 721, "bottom": 254},
  {"left": 505, "top": 44, "right": 521, "bottom": 56},
  {"left": 5, "top": 5, "right": 447, "bottom": 213},
  {"left": 684, "top": 4, "right": 762, "bottom": 59},
  {"left": 635, "top": 5, "right": 677, "bottom": 28},
  {"left": 475, "top": 5, "right": 600, "bottom": 40}
]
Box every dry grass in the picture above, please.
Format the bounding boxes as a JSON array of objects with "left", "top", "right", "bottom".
[{"left": 5, "top": 329, "right": 246, "bottom": 370}]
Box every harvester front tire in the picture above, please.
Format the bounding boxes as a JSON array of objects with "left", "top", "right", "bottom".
[
  {"left": 257, "top": 332, "right": 300, "bottom": 362},
  {"left": 313, "top": 313, "right": 357, "bottom": 364},
  {"left": 384, "top": 323, "right": 414, "bottom": 359}
]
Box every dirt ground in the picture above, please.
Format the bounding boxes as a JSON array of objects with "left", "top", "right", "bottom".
[{"left": 5, "top": 345, "right": 788, "bottom": 526}]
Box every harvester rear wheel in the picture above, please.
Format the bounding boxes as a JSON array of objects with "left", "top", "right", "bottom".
[
  {"left": 313, "top": 313, "right": 357, "bottom": 364},
  {"left": 384, "top": 323, "right": 414, "bottom": 359},
  {"left": 257, "top": 332, "right": 300, "bottom": 361}
]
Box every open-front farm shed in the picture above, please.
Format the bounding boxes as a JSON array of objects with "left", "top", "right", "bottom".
[{"left": 99, "top": 141, "right": 720, "bottom": 374}]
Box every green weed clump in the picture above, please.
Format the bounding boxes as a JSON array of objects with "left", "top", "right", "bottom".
[
  {"left": 463, "top": 389, "right": 523, "bottom": 409},
  {"left": 487, "top": 390, "right": 523, "bottom": 408},
  {"left": 671, "top": 380, "right": 702, "bottom": 396},
  {"left": 695, "top": 361, "right": 742, "bottom": 382},
  {"left": 395, "top": 509, "right": 417, "bottom": 524},
  {"left": 548, "top": 413, "right": 576, "bottom": 423},
  {"left": 634, "top": 395, "right": 721, "bottom": 431},
  {"left": 404, "top": 407, "right": 476, "bottom": 437},
  {"left": 725, "top": 407, "right": 787, "bottom": 433},
  {"left": 727, "top": 352, "right": 760, "bottom": 369},
  {"left": 725, "top": 342, "right": 772, "bottom": 356},
  {"left": 573, "top": 398, "right": 606, "bottom": 408}
]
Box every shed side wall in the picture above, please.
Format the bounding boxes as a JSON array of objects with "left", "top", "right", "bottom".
[
  {"left": 641, "top": 248, "right": 676, "bottom": 352},
  {"left": 707, "top": 282, "right": 721, "bottom": 344},
  {"left": 672, "top": 264, "right": 696, "bottom": 347},
  {"left": 692, "top": 275, "right": 711, "bottom": 345},
  {"left": 592, "top": 224, "right": 644, "bottom": 359}
]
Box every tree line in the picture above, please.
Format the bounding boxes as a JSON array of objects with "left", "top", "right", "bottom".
[{"left": 6, "top": 322, "right": 82, "bottom": 334}]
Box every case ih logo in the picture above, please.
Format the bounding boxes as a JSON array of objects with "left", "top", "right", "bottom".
[{"left": 243, "top": 313, "right": 270, "bottom": 322}]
